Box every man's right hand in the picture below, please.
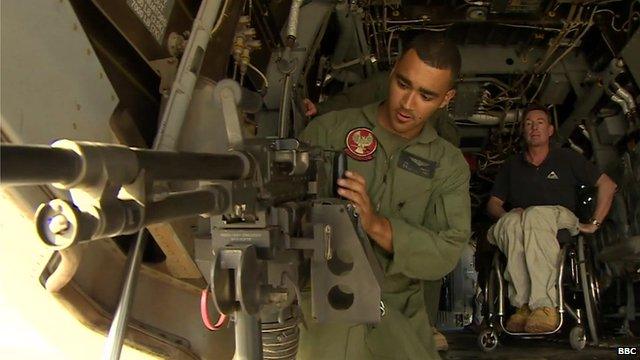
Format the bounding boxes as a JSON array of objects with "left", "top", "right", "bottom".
[
  {"left": 303, "top": 98, "right": 318, "bottom": 117},
  {"left": 578, "top": 223, "right": 598, "bottom": 234}
]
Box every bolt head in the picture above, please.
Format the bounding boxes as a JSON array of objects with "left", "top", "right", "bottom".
[{"left": 48, "top": 214, "right": 69, "bottom": 234}]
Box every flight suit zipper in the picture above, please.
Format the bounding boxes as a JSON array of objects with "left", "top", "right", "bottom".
[{"left": 374, "top": 142, "right": 393, "bottom": 213}]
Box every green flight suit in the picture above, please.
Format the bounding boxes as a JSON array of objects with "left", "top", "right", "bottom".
[
  {"left": 298, "top": 102, "right": 471, "bottom": 359},
  {"left": 315, "top": 71, "right": 460, "bottom": 147},
  {"left": 314, "top": 71, "right": 460, "bottom": 328}
]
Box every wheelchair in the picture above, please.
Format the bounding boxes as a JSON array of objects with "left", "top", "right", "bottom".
[{"left": 477, "top": 229, "right": 601, "bottom": 352}]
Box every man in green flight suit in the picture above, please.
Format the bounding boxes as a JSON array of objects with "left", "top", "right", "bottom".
[
  {"left": 297, "top": 34, "right": 471, "bottom": 359},
  {"left": 302, "top": 61, "right": 461, "bottom": 353}
]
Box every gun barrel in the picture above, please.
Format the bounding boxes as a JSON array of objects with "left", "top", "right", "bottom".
[
  {"left": 1, "top": 144, "right": 81, "bottom": 185},
  {"left": 135, "top": 149, "right": 248, "bottom": 181},
  {"left": 146, "top": 188, "right": 228, "bottom": 224},
  {"left": 1, "top": 143, "right": 250, "bottom": 187}
]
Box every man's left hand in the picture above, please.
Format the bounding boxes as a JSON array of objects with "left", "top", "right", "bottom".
[
  {"left": 578, "top": 223, "right": 598, "bottom": 234},
  {"left": 302, "top": 98, "right": 318, "bottom": 117},
  {"left": 337, "top": 171, "right": 380, "bottom": 233}
]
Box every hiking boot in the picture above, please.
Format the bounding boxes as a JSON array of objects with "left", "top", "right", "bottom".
[
  {"left": 505, "top": 304, "right": 531, "bottom": 333},
  {"left": 433, "top": 327, "right": 449, "bottom": 351},
  {"left": 525, "top": 307, "right": 560, "bottom": 333}
]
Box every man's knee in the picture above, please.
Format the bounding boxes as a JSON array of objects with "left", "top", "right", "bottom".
[
  {"left": 522, "top": 206, "right": 544, "bottom": 218},
  {"left": 522, "top": 206, "right": 555, "bottom": 229},
  {"left": 499, "top": 211, "right": 522, "bottom": 230},
  {"left": 489, "top": 211, "right": 522, "bottom": 248}
]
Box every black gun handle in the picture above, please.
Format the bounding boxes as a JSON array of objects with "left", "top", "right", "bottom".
[{"left": 333, "top": 151, "right": 348, "bottom": 198}]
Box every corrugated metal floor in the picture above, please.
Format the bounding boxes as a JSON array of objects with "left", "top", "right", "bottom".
[{"left": 443, "top": 330, "right": 638, "bottom": 359}]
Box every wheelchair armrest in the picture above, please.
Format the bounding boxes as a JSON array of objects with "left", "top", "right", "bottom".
[{"left": 556, "top": 229, "right": 575, "bottom": 245}]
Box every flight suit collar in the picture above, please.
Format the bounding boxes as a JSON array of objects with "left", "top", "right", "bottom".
[{"left": 360, "top": 102, "right": 439, "bottom": 145}]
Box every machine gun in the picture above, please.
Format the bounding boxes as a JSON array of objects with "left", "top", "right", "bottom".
[
  {"left": 1, "top": 2, "right": 382, "bottom": 358},
  {"left": 0, "top": 79, "right": 383, "bottom": 360}
]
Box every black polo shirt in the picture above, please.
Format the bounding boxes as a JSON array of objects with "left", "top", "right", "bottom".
[{"left": 490, "top": 147, "right": 602, "bottom": 212}]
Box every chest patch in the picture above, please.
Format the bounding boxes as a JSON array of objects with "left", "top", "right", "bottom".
[
  {"left": 547, "top": 171, "right": 559, "bottom": 180},
  {"left": 398, "top": 151, "right": 437, "bottom": 179},
  {"left": 345, "top": 127, "right": 378, "bottom": 161}
]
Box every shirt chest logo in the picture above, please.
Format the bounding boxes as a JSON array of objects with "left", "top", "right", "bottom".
[
  {"left": 345, "top": 127, "right": 378, "bottom": 161},
  {"left": 547, "top": 171, "right": 559, "bottom": 180},
  {"left": 398, "top": 151, "right": 437, "bottom": 179}
]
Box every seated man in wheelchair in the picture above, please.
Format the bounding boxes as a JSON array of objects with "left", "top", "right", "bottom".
[{"left": 486, "top": 104, "right": 617, "bottom": 334}]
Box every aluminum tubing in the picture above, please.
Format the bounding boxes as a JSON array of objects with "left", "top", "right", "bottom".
[
  {"left": 285, "top": 0, "right": 303, "bottom": 43},
  {"left": 153, "top": 0, "right": 226, "bottom": 151},
  {"left": 611, "top": 94, "right": 631, "bottom": 115},
  {"left": 495, "top": 255, "right": 505, "bottom": 317},
  {"left": 558, "top": 246, "right": 567, "bottom": 313},
  {"left": 613, "top": 82, "right": 636, "bottom": 111},
  {"left": 278, "top": 74, "right": 292, "bottom": 138},
  {"left": 103, "top": 231, "right": 149, "bottom": 360},
  {"left": 467, "top": 113, "right": 502, "bottom": 126}
]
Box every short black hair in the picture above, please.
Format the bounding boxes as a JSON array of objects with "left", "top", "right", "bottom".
[
  {"left": 401, "top": 33, "right": 461, "bottom": 84},
  {"left": 523, "top": 103, "right": 552, "bottom": 124}
]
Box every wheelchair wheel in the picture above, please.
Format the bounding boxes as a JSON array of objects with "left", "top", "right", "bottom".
[
  {"left": 477, "top": 328, "right": 499, "bottom": 352},
  {"left": 569, "top": 325, "right": 586, "bottom": 351},
  {"left": 578, "top": 236, "right": 600, "bottom": 346},
  {"left": 485, "top": 265, "right": 498, "bottom": 318}
]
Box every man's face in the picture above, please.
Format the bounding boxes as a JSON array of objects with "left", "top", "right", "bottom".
[
  {"left": 383, "top": 49, "right": 456, "bottom": 139},
  {"left": 522, "top": 109, "right": 554, "bottom": 147}
]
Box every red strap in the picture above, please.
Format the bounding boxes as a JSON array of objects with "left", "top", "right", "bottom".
[{"left": 200, "top": 288, "right": 227, "bottom": 331}]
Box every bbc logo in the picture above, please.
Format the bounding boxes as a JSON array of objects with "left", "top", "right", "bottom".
[{"left": 617, "top": 347, "right": 638, "bottom": 356}]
